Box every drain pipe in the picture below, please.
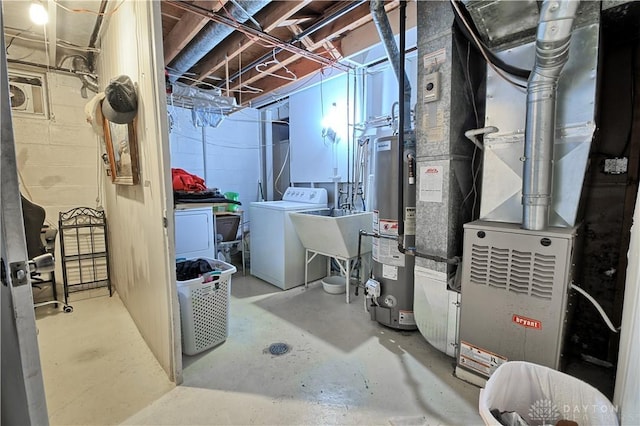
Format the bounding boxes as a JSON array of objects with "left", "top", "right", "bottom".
[
  {"left": 522, "top": 0, "right": 579, "bottom": 230},
  {"left": 168, "top": 0, "right": 270, "bottom": 83}
]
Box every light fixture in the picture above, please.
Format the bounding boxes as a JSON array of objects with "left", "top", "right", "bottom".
[
  {"left": 321, "top": 102, "right": 345, "bottom": 143},
  {"left": 29, "top": 2, "right": 49, "bottom": 26}
]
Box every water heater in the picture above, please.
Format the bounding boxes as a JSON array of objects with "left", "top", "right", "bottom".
[{"left": 368, "top": 135, "right": 416, "bottom": 330}]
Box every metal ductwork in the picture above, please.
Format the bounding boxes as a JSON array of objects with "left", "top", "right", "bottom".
[
  {"left": 72, "top": 56, "right": 99, "bottom": 95},
  {"left": 168, "top": 0, "right": 270, "bottom": 83},
  {"left": 370, "top": 0, "right": 411, "bottom": 128},
  {"left": 522, "top": 0, "right": 580, "bottom": 231}
]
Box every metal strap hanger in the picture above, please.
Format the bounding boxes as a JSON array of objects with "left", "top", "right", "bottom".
[{"left": 255, "top": 50, "right": 297, "bottom": 82}]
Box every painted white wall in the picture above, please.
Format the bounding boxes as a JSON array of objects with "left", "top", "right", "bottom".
[
  {"left": 97, "top": 1, "right": 180, "bottom": 382},
  {"left": 365, "top": 54, "right": 418, "bottom": 124},
  {"left": 12, "top": 72, "right": 102, "bottom": 281},
  {"left": 614, "top": 189, "right": 640, "bottom": 424},
  {"left": 168, "top": 106, "right": 205, "bottom": 179},
  {"left": 169, "top": 107, "right": 261, "bottom": 226},
  {"left": 13, "top": 72, "right": 101, "bottom": 221},
  {"left": 203, "top": 108, "right": 261, "bottom": 223},
  {"left": 289, "top": 72, "right": 351, "bottom": 183},
  {"left": 284, "top": 53, "right": 417, "bottom": 192}
]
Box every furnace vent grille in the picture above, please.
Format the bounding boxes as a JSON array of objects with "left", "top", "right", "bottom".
[{"left": 470, "top": 244, "right": 556, "bottom": 300}]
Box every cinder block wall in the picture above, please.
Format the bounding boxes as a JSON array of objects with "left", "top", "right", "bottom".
[{"left": 13, "top": 72, "right": 101, "bottom": 222}]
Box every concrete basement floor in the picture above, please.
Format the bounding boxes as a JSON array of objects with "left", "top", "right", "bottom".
[{"left": 36, "top": 273, "right": 482, "bottom": 425}]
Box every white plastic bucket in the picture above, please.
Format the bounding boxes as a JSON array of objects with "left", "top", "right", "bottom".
[
  {"left": 479, "top": 361, "right": 619, "bottom": 426},
  {"left": 321, "top": 275, "right": 346, "bottom": 294}
]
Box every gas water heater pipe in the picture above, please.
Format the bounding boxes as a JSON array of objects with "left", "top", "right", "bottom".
[{"left": 522, "top": 0, "right": 579, "bottom": 230}]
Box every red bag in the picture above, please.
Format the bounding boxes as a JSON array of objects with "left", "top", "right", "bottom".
[{"left": 172, "top": 168, "right": 206, "bottom": 192}]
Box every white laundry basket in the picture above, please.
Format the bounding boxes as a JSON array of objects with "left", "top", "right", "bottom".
[
  {"left": 177, "top": 259, "right": 236, "bottom": 356},
  {"left": 479, "top": 361, "right": 619, "bottom": 426}
]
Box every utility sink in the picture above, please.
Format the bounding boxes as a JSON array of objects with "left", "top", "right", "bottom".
[{"left": 289, "top": 209, "right": 373, "bottom": 259}]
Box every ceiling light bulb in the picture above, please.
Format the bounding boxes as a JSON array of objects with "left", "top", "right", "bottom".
[{"left": 29, "top": 3, "right": 49, "bottom": 25}]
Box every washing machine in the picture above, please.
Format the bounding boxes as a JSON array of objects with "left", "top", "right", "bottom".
[{"left": 250, "top": 187, "right": 328, "bottom": 289}]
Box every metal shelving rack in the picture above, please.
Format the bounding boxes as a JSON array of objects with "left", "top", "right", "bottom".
[
  {"left": 215, "top": 210, "right": 245, "bottom": 275},
  {"left": 58, "top": 207, "right": 112, "bottom": 302}
]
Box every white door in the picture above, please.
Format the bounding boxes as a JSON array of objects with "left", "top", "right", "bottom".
[{"left": 1, "top": 14, "right": 49, "bottom": 423}]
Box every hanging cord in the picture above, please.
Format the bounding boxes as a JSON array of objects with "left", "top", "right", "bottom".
[
  {"left": 54, "top": 0, "right": 125, "bottom": 16},
  {"left": 273, "top": 141, "right": 290, "bottom": 197},
  {"left": 571, "top": 284, "right": 621, "bottom": 333},
  {"left": 346, "top": 68, "right": 351, "bottom": 208}
]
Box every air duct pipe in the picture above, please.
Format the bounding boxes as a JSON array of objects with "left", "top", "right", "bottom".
[
  {"left": 168, "top": 0, "right": 270, "bottom": 83},
  {"left": 72, "top": 56, "right": 99, "bottom": 95},
  {"left": 522, "top": 0, "right": 579, "bottom": 230},
  {"left": 370, "top": 0, "right": 411, "bottom": 129}
]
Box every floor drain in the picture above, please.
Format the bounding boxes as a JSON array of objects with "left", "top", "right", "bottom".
[{"left": 268, "top": 342, "right": 290, "bottom": 356}]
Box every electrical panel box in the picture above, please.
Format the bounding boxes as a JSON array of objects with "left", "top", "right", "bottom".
[{"left": 457, "top": 221, "right": 577, "bottom": 383}]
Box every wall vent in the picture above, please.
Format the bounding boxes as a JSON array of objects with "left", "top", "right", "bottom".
[
  {"left": 8, "top": 70, "right": 48, "bottom": 117},
  {"left": 469, "top": 243, "right": 556, "bottom": 300}
]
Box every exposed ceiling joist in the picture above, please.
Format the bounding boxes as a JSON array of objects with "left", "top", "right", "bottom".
[
  {"left": 232, "top": 37, "right": 342, "bottom": 93},
  {"left": 221, "top": 1, "right": 368, "bottom": 92},
  {"left": 166, "top": 0, "right": 351, "bottom": 75},
  {"left": 310, "top": 0, "right": 399, "bottom": 47},
  {"left": 241, "top": 52, "right": 340, "bottom": 105},
  {"left": 3, "top": 0, "right": 408, "bottom": 106},
  {"left": 288, "top": 23, "right": 342, "bottom": 61},
  {"left": 164, "top": 0, "right": 224, "bottom": 65},
  {"left": 192, "top": 0, "right": 313, "bottom": 83}
]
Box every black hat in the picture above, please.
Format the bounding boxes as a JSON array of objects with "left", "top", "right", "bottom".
[{"left": 102, "top": 75, "right": 137, "bottom": 124}]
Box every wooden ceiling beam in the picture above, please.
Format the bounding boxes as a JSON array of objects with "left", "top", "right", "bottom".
[
  {"left": 161, "top": 3, "right": 187, "bottom": 21},
  {"left": 288, "top": 24, "right": 342, "bottom": 62},
  {"left": 231, "top": 0, "right": 386, "bottom": 91},
  {"left": 309, "top": 0, "right": 398, "bottom": 46},
  {"left": 192, "top": 0, "right": 312, "bottom": 83},
  {"left": 163, "top": 0, "right": 224, "bottom": 66},
  {"left": 232, "top": 36, "right": 343, "bottom": 90},
  {"left": 240, "top": 56, "right": 327, "bottom": 105}
]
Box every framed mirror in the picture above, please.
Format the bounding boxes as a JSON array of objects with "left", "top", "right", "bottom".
[{"left": 103, "top": 116, "right": 139, "bottom": 185}]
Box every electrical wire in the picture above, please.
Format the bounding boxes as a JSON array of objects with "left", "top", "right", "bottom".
[
  {"left": 571, "top": 284, "right": 621, "bottom": 333},
  {"left": 450, "top": 0, "right": 530, "bottom": 80},
  {"left": 54, "top": 0, "right": 125, "bottom": 16},
  {"left": 7, "top": 48, "right": 36, "bottom": 62},
  {"left": 273, "top": 141, "right": 291, "bottom": 196},
  {"left": 258, "top": 65, "right": 340, "bottom": 108},
  {"left": 5, "top": 26, "right": 30, "bottom": 54},
  {"left": 3, "top": 32, "right": 100, "bottom": 53},
  {"left": 465, "top": 42, "right": 480, "bottom": 128},
  {"left": 217, "top": 0, "right": 273, "bottom": 50},
  {"left": 456, "top": 38, "right": 482, "bottom": 218},
  {"left": 449, "top": 0, "right": 527, "bottom": 91},
  {"left": 167, "top": 70, "right": 263, "bottom": 94}
]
